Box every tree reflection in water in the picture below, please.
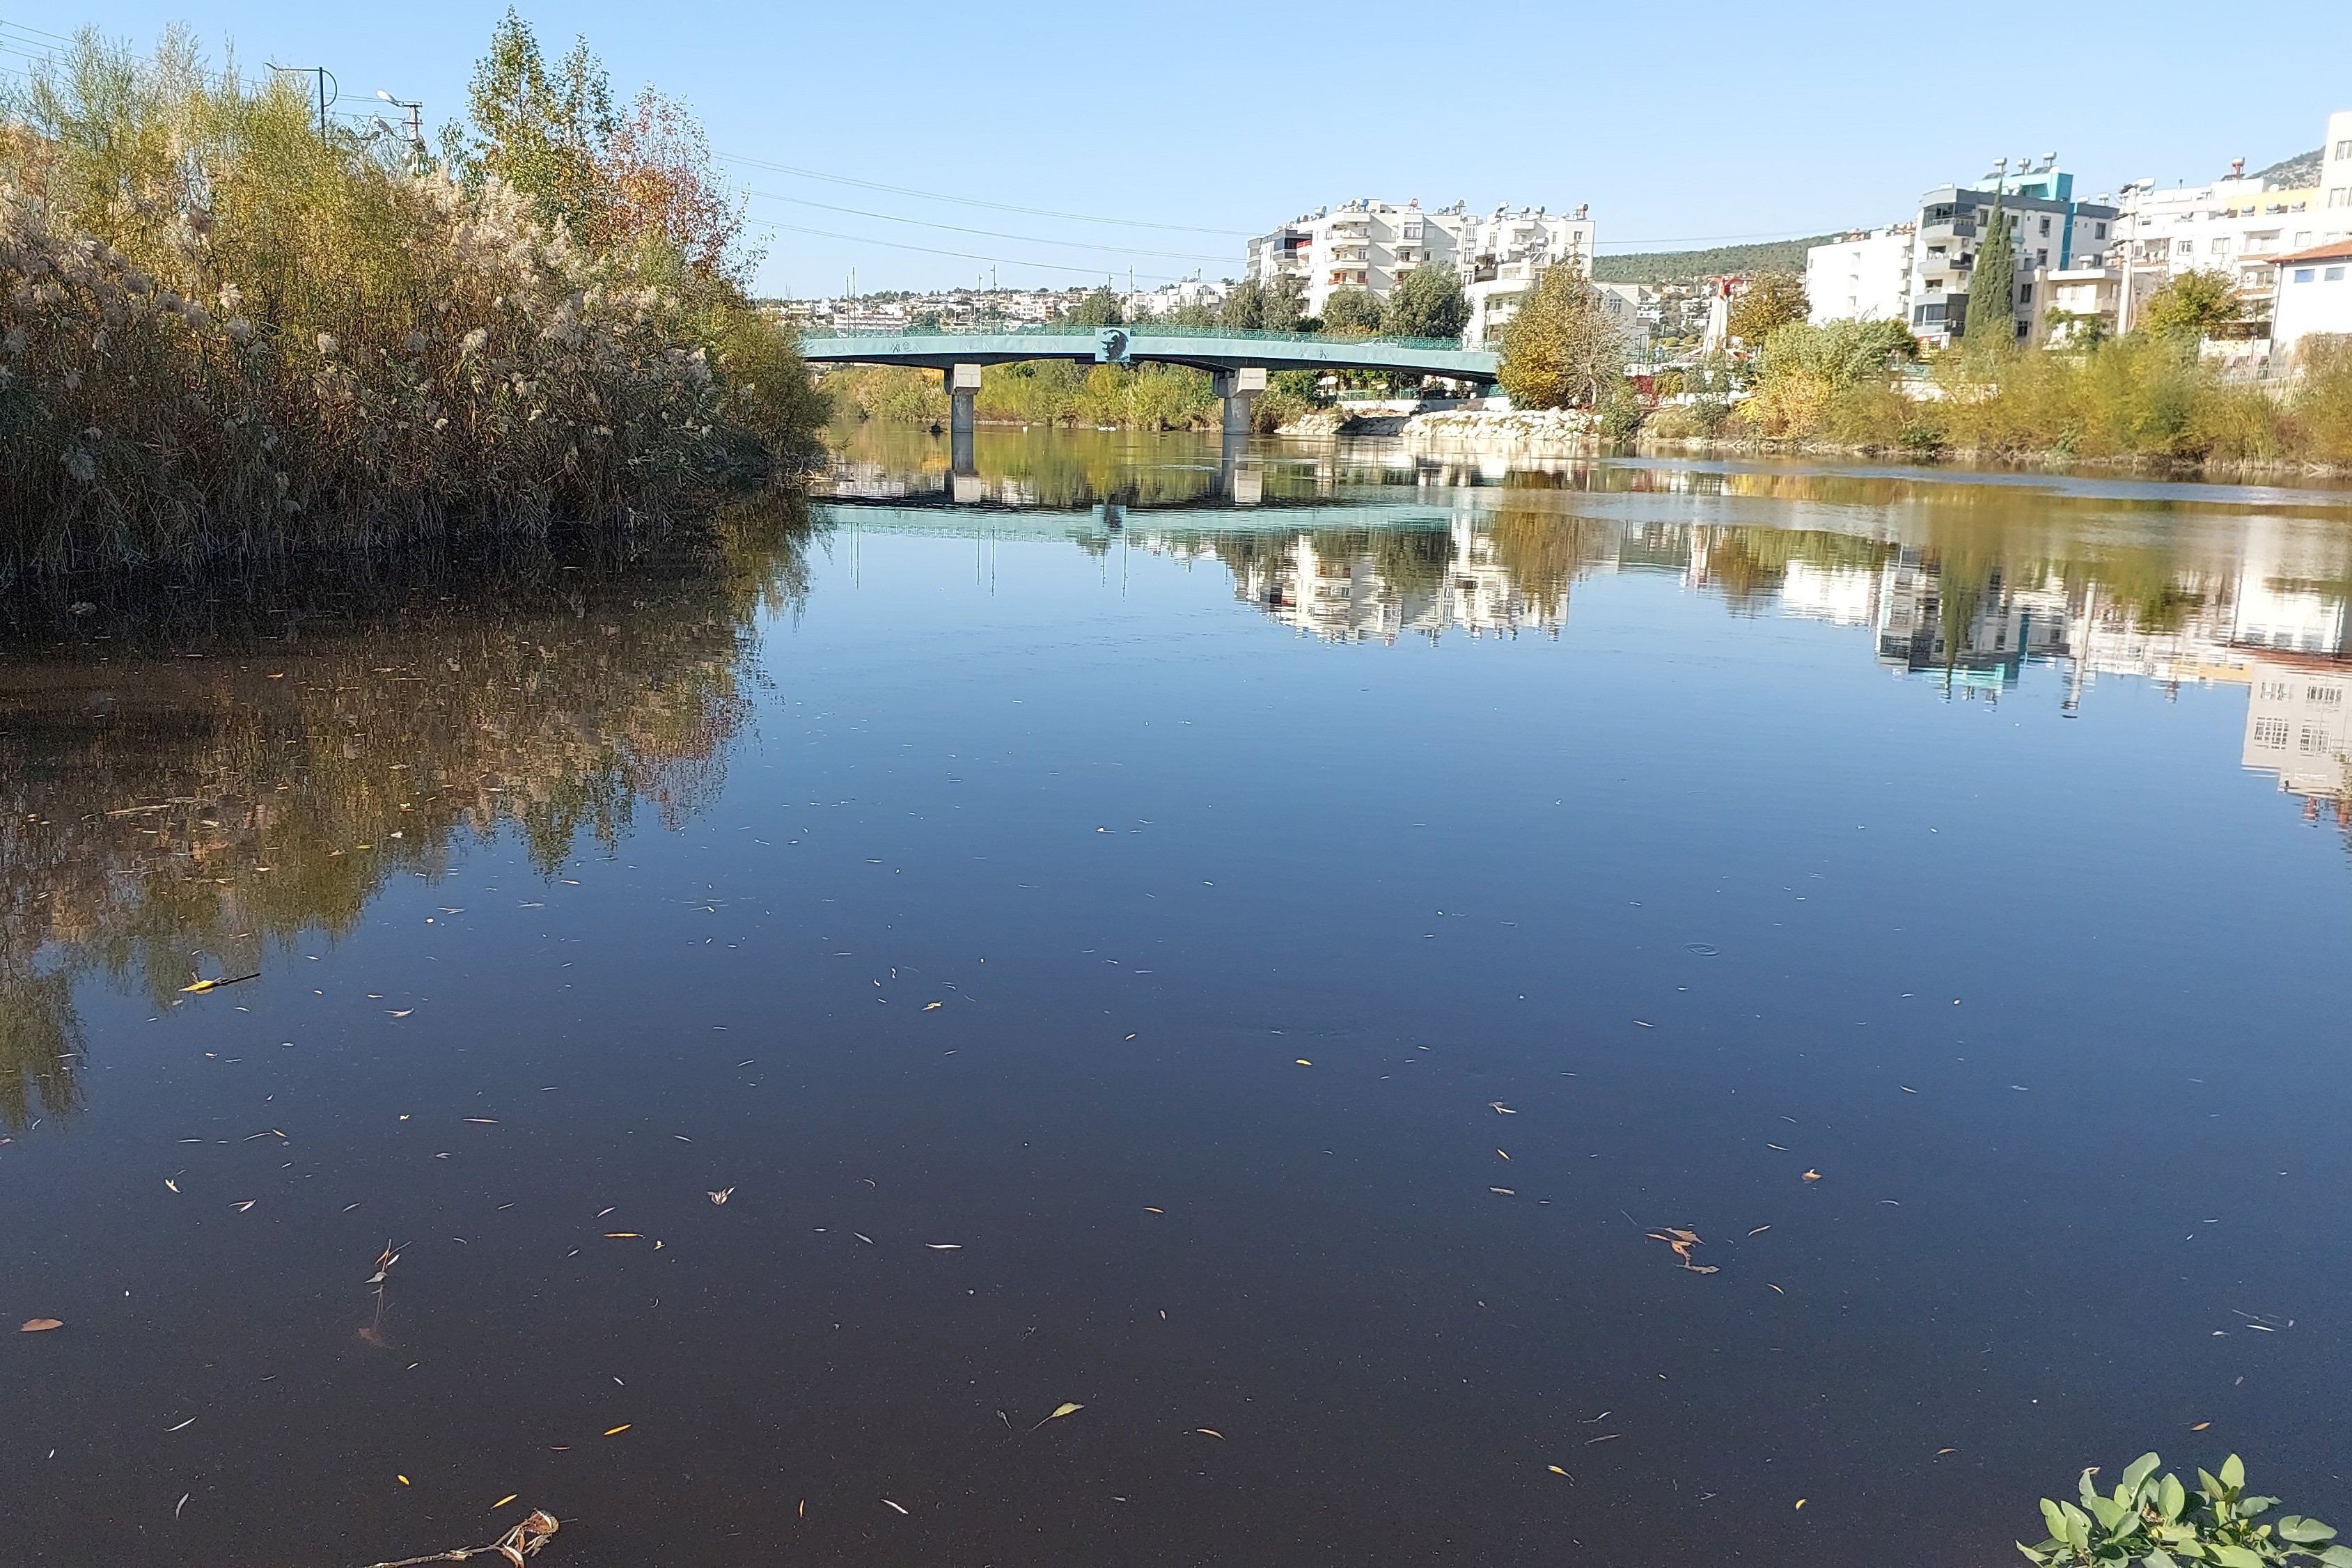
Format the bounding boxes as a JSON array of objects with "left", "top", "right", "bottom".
[{"left": 0, "top": 498, "right": 822, "bottom": 1129}]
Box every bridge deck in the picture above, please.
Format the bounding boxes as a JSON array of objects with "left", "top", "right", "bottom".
[{"left": 801, "top": 328, "right": 1498, "bottom": 383}]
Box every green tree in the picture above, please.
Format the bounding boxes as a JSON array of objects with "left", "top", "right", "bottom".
[
  {"left": 1385, "top": 265, "right": 1471, "bottom": 341},
  {"left": 1320, "top": 287, "right": 1385, "bottom": 336},
  {"left": 1965, "top": 197, "right": 2017, "bottom": 348},
  {"left": 442, "top": 9, "right": 616, "bottom": 234},
  {"left": 1496, "top": 265, "right": 1626, "bottom": 409},
  {"left": 1064, "top": 285, "right": 1124, "bottom": 327},
  {"left": 1221, "top": 274, "right": 1303, "bottom": 331},
  {"left": 1727, "top": 272, "right": 1808, "bottom": 346},
  {"left": 2140, "top": 267, "right": 2243, "bottom": 341}
]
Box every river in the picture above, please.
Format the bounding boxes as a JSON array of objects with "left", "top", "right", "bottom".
[{"left": 6, "top": 427, "right": 2351, "bottom": 1567}]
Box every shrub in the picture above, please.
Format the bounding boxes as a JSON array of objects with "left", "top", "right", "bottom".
[{"left": 2018, "top": 1452, "right": 2347, "bottom": 1568}]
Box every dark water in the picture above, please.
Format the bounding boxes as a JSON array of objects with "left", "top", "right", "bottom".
[{"left": 8, "top": 430, "right": 2352, "bottom": 1567}]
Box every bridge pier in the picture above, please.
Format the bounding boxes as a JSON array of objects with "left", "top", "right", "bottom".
[
  {"left": 1214, "top": 366, "right": 1267, "bottom": 441},
  {"left": 946, "top": 363, "right": 980, "bottom": 475}
]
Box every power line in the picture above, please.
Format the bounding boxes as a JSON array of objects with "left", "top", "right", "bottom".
[
  {"left": 0, "top": 17, "right": 74, "bottom": 43},
  {"left": 744, "top": 217, "right": 1193, "bottom": 285},
  {"left": 739, "top": 187, "right": 1233, "bottom": 265},
  {"left": 719, "top": 150, "right": 1248, "bottom": 237}
]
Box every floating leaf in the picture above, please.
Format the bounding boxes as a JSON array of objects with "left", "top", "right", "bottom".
[
  {"left": 1801, "top": 1170, "right": 1822, "bottom": 1182},
  {"left": 1050, "top": 1402, "right": 1083, "bottom": 1419},
  {"left": 1197, "top": 1429, "right": 1223, "bottom": 1439},
  {"left": 492, "top": 1494, "right": 519, "bottom": 1509},
  {"left": 604, "top": 1424, "right": 631, "bottom": 1436},
  {"left": 20, "top": 1318, "right": 63, "bottom": 1333}
]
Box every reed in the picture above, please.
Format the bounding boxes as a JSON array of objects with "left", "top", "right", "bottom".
[{"left": 0, "top": 30, "right": 822, "bottom": 582}]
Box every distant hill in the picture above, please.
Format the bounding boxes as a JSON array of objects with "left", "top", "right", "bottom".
[
  {"left": 2252, "top": 148, "right": 2322, "bottom": 189},
  {"left": 1594, "top": 235, "right": 1837, "bottom": 285}
]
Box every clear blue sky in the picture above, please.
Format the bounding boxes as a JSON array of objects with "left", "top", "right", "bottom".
[{"left": 8, "top": 1, "right": 2349, "bottom": 295}]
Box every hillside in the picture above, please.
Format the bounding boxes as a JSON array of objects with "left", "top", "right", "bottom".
[
  {"left": 1594, "top": 235, "right": 1837, "bottom": 285},
  {"left": 2252, "top": 148, "right": 2322, "bottom": 189}
]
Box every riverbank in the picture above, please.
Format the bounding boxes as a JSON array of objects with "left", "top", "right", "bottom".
[
  {"left": 0, "top": 27, "right": 826, "bottom": 585},
  {"left": 1279, "top": 405, "right": 2352, "bottom": 483}
]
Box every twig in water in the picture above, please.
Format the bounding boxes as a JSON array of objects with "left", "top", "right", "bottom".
[{"left": 358, "top": 1507, "right": 559, "bottom": 1567}]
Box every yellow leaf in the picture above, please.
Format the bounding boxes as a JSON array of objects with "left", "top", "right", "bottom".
[
  {"left": 1795, "top": 1498, "right": 1806, "bottom": 1509},
  {"left": 1050, "top": 1402, "right": 1083, "bottom": 1419},
  {"left": 1801, "top": 1170, "right": 1821, "bottom": 1182},
  {"left": 604, "top": 1425, "right": 631, "bottom": 1436},
  {"left": 1197, "top": 1428, "right": 1223, "bottom": 1438},
  {"left": 493, "top": 1495, "right": 519, "bottom": 1509},
  {"left": 1547, "top": 1464, "right": 1569, "bottom": 1476},
  {"left": 398, "top": 1475, "right": 410, "bottom": 1486}
]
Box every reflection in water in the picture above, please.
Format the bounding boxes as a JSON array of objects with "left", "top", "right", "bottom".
[
  {"left": 13, "top": 434, "right": 2352, "bottom": 1568},
  {"left": 0, "top": 505, "right": 820, "bottom": 1129}
]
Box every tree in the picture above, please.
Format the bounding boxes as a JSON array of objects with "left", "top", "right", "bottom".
[
  {"left": 2140, "top": 267, "right": 2243, "bottom": 341},
  {"left": 1496, "top": 265, "right": 1626, "bottom": 409},
  {"left": 1064, "top": 286, "right": 1123, "bottom": 327},
  {"left": 443, "top": 10, "right": 616, "bottom": 235},
  {"left": 1964, "top": 197, "right": 2016, "bottom": 349},
  {"left": 1727, "top": 272, "right": 1808, "bottom": 347},
  {"left": 1218, "top": 274, "right": 1303, "bottom": 331},
  {"left": 1385, "top": 265, "right": 1471, "bottom": 341},
  {"left": 1320, "top": 288, "right": 1384, "bottom": 336},
  {"left": 601, "top": 86, "right": 753, "bottom": 283}
]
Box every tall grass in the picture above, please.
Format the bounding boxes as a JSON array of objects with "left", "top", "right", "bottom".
[
  {"left": 0, "top": 30, "right": 824, "bottom": 582},
  {"left": 1731, "top": 322, "right": 2352, "bottom": 467}
]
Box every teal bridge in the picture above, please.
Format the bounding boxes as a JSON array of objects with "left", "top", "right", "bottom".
[{"left": 802, "top": 324, "right": 1500, "bottom": 457}]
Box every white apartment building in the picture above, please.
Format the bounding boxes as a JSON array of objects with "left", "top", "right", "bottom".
[
  {"left": 2271, "top": 240, "right": 2352, "bottom": 364},
  {"left": 1246, "top": 199, "right": 1594, "bottom": 334},
  {"left": 2109, "top": 164, "right": 2322, "bottom": 333},
  {"left": 1804, "top": 227, "right": 1916, "bottom": 324},
  {"left": 1126, "top": 277, "right": 1232, "bottom": 318}
]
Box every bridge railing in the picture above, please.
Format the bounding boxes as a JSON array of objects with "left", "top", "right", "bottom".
[{"left": 801, "top": 323, "right": 1475, "bottom": 354}]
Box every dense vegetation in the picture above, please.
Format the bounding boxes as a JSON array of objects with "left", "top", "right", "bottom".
[
  {"left": 0, "top": 16, "right": 825, "bottom": 583},
  {"left": 1593, "top": 235, "right": 1837, "bottom": 286}
]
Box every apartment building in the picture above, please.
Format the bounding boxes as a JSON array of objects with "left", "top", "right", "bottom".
[
  {"left": 1246, "top": 199, "right": 1594, "bottom": 331},
  {"left": 1906, "top": 160, "right": 2117, "bottom": 347},
  {"left": 1803, "top": 226, "right": 1915, "bottom": 324}
]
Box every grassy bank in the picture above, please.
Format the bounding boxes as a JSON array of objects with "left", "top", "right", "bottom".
[
  {"left": 1654, "top": 322, "right": 2352, "bottom": 468},
  {"left": 0, "top": 26, "right": 826, "bottom": 583}
]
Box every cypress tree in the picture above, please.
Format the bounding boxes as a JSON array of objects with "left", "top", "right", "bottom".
[{"left": 1964, "top": 193, "right": 2016, "bottom": 347}]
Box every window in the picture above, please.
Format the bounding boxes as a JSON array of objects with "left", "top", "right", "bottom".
[
  {"left": 2039, "top": 217, "right": 2051, "bottom": 235},
  {"left": 2295, "top": 268, "right": 2316, "bottom": 283},
  {"left": 2301, "top": 726, "right": 2330, "bottom": 754},
  {"left": 2308, "top": 685, "right": 2342, "bottom": 707},
  {"left": 2261, "top": 681, "right": 2291, "bottom": 701},
  {"left": 2332, "top": 188, "right": 2352, "bottom": 209},
  {"left": 2254, "top": 717, "right": 2290, "bottom": 749},
  {"left": 2036, "top": 249, "right": 2048, "bottom": 265},
  {"left": 2019, "top": 283, "right": 2034, "bottom": 303},
  {"left": 2095, "top": 221, "right": 2108, "bottom": 239},
  {"left": 2177, "top": 240, "right": 2195, "bottom": 256},
  {"left": 2331, "top": 267, "right": 2347, "bottom": 281},
  {"left": 2211, "top": 237, "right": 2229, "bottom": 254},
  {"left": 2338, "top": 139, "right": 2352, "bottom": 159}
]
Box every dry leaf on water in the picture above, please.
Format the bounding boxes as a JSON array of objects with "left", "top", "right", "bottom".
[
  {"left": 20, "top": 1318, "right": 63, "bottom": 1333},
  {"left": 1646, "top": 1229, "right": 1719, "bottom": 1274},
  {"left": 1801, "top": 1170, "right": 1822, "bottom": 1183},
  {"left": 707, "top": 1189, "right": 733, "bottom": 1206}
]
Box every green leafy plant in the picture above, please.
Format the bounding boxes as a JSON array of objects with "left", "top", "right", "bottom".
[{"left": 2018, "top": 1453, "right": 2349, "bottom": 1568}]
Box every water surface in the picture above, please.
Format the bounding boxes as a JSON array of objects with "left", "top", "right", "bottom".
[{"left": 7, "top": 430, "right": 2352, "bottom": 1567}]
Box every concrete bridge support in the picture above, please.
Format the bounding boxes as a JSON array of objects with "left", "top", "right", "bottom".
[
  {"left": 1214, "top": 366, "right": 1267, "bottom": 441},
  {"left": 946, "top": 363, "right": 981, "bottom": 474}
]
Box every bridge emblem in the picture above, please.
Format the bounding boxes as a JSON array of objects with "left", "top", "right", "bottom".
[{"left": 1095, "top": 327, "right": 1131, "bottom": 365}]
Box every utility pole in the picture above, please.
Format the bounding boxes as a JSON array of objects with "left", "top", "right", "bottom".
[
  {"left": 269, "top": 63, "right": 337, "bottom": 141},
  {"left": 376, "top": 90, "right": 425, "bottom": 175}
]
